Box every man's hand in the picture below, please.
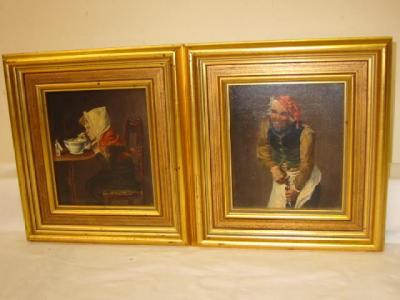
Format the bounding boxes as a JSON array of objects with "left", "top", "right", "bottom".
[
  {"left": 270, "top": 166, "right": 286, "bottom": 184},
  {"left": 285, "top": 189, "right": 299, "bottom": 207}
]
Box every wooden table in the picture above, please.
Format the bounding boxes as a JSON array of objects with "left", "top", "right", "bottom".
[{"left": 53, "top": 150, "right": 96, "bottom": 203}]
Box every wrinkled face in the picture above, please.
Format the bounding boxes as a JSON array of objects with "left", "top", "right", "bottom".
[
  {"left": 83, "top": 119, "right": 96, "bottom": 141},
  {"left": 269, "top": 100, "right": 291, "bottom": 132}
]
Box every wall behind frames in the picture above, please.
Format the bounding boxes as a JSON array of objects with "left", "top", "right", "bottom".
[{"left": 0, "top": 0, "right": 398, "bottom": 171}]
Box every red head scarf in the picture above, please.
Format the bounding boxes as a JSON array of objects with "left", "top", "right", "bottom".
[
  {"left": 272, "top": 95, "right": 302, "bottom": 127},
  {"left": 98, "top": 128, "right": 123, "bottom": 154}
]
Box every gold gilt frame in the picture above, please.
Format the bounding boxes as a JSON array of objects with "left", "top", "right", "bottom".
[
  {"left": 3, "top": 37, "right": 392, "bottom": 250},
  {"left": 3, "top": 46, "right": 189, "bottom": 245},
  {"left": 185, "top": 37, "right": 392, "bottom": 251}
]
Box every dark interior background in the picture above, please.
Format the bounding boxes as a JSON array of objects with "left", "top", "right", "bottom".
[
  {"left": 229, "top": 83, "right": 344, "bottom": 209},
  {"left": 46, "top": 88, "right": 154, "bottom": 205}
]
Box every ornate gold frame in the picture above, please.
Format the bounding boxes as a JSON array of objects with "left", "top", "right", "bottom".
[
  {"left": 185, "top": 38, "right": 392, "bottom": 250},
  {"left": 3, "top": 46, "right": 189, "bottom": 245},
  {"left": 3, "top": 38, "right": 392, "bottom": 250}
]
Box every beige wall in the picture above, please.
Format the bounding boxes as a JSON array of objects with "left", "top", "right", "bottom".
[{"left": 0, "top": 0, "right": 399, "bottom": 168}]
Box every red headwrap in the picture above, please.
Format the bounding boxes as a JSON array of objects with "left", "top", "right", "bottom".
[
  {"left": 272, "top": 95, "right": 302, "bottom": 127},
  {"left": 98, "top": 128, "right": 123, "bottom": 153}
]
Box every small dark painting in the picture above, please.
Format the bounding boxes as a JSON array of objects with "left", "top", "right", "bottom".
[
  {"left": 46, "top": 88, "right": 153, "bottom": 206},
  {"left": 229, "top": 83, "right": 344, "bottom": 209}
]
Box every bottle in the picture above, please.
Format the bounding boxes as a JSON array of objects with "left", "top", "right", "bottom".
[{"left": 55, "top": 139, "right": 63, "bottom": 157}]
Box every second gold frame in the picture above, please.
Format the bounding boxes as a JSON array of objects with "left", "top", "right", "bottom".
[{"left": 185, "top": 37, "right": 392, "bottom": 251}]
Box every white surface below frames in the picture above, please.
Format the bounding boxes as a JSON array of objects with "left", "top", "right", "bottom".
[
  {"left": 1, "top": 164, "right": 400, "bottom": 299},
  {"left": 0, "top": 232, "right": 399, "bottom": 300}
]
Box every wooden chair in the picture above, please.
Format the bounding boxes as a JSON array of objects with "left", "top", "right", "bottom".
[
  {"left": 102, "top": 118, "right": 145, "bottom": 206},
  {"left": 125, "top": 118, "right": 145, "bottom": 182}
]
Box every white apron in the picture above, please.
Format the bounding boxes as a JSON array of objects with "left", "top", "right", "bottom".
[{"left": 267, "top": 166, "right": 321, "bottom": 209}]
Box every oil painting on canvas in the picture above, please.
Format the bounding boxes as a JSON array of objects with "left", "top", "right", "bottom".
[
  {"left": 229, "top": 83, "right": 344, "bottom": 210},
  {"left": 46, "top": 88, "right": 153, "bottom": 206}
]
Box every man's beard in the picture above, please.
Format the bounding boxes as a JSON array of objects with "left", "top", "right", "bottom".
[{"left": 271, "top": 121, "right": 288, "bottom": 133}]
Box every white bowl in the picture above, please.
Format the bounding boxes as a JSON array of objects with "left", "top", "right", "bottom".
[{"left": 64, "top": 138, "right": 87, "bottom": 154}]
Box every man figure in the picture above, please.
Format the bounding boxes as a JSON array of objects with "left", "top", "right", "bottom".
[{"left": 257, "top": 95, "right": 321, "bottom": 208}]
